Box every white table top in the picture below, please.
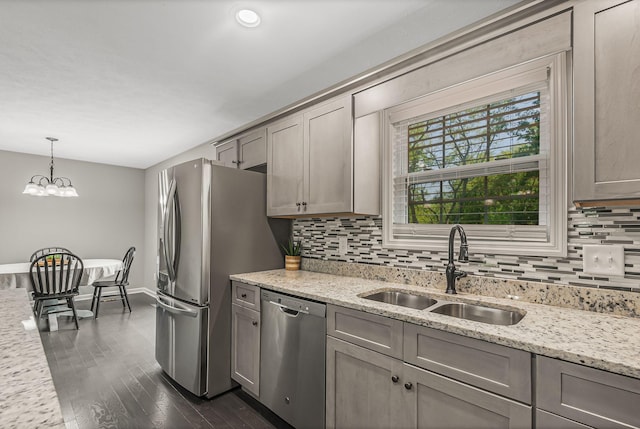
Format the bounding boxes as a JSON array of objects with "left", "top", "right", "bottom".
[{"left": 0, "top": 258, "right": 123, "bottom": 289}]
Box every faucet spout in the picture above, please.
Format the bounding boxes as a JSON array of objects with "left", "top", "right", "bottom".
[{"left": 446, "top": 225, "right": 468, "bottom": 294}]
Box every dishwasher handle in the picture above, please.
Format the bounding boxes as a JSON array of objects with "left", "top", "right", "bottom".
[{"left": 269, "top": 300, "right": 306, "bottom": 317}]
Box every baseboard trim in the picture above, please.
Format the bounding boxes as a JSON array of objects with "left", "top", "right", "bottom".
[{"left": 76, "top": 287, "right": 156, "bottom": 301}]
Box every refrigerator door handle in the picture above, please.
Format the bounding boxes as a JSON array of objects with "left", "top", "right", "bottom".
[
  {"left": 163, "top": 178, "right": 181, "bottom": 282},
  {"left": 156, "top": 295, "right": 199, "bottom": 317}
]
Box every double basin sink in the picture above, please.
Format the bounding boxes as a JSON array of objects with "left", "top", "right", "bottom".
[{"left": 362, "top": 290, "right": 525, "bottom": 326}]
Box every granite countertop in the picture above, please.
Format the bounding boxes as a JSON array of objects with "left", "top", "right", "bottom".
[
  {"left": 0, "top": 289, "right": 64, "bottom": 428},
  {"left": 231, "top": 269, "right": 640, "bottom": 380}
]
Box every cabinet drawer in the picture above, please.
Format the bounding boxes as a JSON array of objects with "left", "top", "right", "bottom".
[
  {"left": 232, "top": 281, "right": 260, "bottom": 311},
  {"left": 327, "top": 305, "right": 403, "bottom": 359},
  {"left": 535, "top": 410, "right": 592, "bottom": 429},
  {"left": 537, "top": 356, "right": 640, "bottom": 429},
  {"left": 404, "top": 323, "right": 531, "bottom": 403}
]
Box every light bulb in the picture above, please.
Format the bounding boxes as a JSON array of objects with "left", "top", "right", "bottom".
[{"left": 236, "top": 9, "right": 260, "bottom": 27}]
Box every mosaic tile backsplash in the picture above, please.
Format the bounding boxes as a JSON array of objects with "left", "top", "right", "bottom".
[{"left": 293, "top": 207, "right": 640, "bottom": 293}]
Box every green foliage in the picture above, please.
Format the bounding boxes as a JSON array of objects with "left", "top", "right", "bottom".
[
  {"left": 406, "top": 91, "right": 541, "bottom": 226},
  {"left": 281, "top": 238, "right": 302, "bottom": 256}
]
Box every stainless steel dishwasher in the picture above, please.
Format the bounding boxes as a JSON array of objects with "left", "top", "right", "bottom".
[{"left": 260, "top": 290, "right": 326, "bottom": 429}]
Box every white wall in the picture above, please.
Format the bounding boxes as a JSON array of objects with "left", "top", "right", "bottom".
[
  {"left": 0, "top": 150, "right": 145, "bottom": 288},
  {"left": 143, "top": 142, "right": 217, "bottom": 289}
]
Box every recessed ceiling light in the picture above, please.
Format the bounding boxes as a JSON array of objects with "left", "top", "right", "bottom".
[{"left": 236, "top": 9, "right": 261, "bottom": 28}]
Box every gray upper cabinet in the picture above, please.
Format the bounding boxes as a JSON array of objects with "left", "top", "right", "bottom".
[
  {"left": 573, "top": 0, "right": 640, "bottom": 205},
  {"left": 266, "top": 114, "right": 304, "bottom": 216},
  {"left": 303, "top": 95, "right": 353, "bottom": 215},
  {"left": 216, "top": 128, "right": 267, "bottom": 170},
  {"left": 537, "top": 356, "right": 640, "bottom": 429},
  {"left": 238, "top": 129, "right": 267, "bottom": 170},
  {"left": 268, "top": 95, "right": 351, "bottom": 216},
  {"left": 267, "top": 94, "right": 380, "bottom": 217},
  {"left": 215, "top": 139, "right": 238, "bottom": 168}
]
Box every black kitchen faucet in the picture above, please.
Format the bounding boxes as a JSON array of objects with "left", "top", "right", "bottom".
[{"left": 445, "top": 224, "right": 469, "bottom": 294}]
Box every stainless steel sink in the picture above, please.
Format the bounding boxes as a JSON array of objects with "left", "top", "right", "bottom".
[
  {"left": 362, "top": 291, "right": 437, "bottom": 310},
  {"left": 430, "top": 303, "right": 525, "bottom": 325}
]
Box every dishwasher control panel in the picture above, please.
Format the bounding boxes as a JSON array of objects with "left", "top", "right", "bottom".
[{"left": 261, "top": 290, "right": 326, "bottom": 317}]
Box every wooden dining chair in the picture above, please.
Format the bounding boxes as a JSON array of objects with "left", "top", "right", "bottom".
[
  {"left": 90, "top": 247, "right": 135, "bottom": 318},
  {"left": 30, "top": 247, "right": 72, "bottom": 262},
  {"left": 30, "top": 252, "right": 84, "bottom": 329}
]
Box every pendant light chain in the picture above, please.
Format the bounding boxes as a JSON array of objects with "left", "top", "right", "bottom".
[
  {"left": 22, "top": 137, "right": 78, "bottom": 197},
  {"left": 49, "top": 137, "right": 56, "bottom": 183}
]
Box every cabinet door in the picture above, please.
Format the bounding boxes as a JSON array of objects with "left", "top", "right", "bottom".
[
  {"left": 537, "top": 356, "right": 640, "bottom": 429},
  {"left": 267, "top": 115, "right": 304, "bottom": 216},
  {"left": 216, "top": 140, "right": 238, "bottom": 168},
  {"left": 326, "top": 336, "right": 405, "bottom": 429},
  {"left": 573, "top": 0, "right": 640, "bottom": 203},
  {"left": 230, "top": 304, "right": 260, "bottom": 397},
  {"left": 303, "top": 95, "right": 353, "bottom": 214},
  {"left": 403, "top": 363, "right": 532, "bottom": 429},
  {"left": 239, "top": 128, "right": 267, "bottom": 170}
]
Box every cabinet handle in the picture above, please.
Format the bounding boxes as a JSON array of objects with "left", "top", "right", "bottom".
[
  {"left": 391, "top": 375, "right": 399, "bottom": 383},
  {"left": 231, "top": 160, "right": 239, "bottom": 164},
  {"left": 252, "top": 321, "right": 258, "bottom": 326},
  {"left": 296, "top": 202, "right": 301, "bottom": 211},
  {"left": 241, "top": 293, "right": 247, "bottom": 298},
  {"left": 404, "top": 382, "right": 413, "bottom": 390},
  {"left": 301, "top": 201, "right": 307, "bottom": 211}
]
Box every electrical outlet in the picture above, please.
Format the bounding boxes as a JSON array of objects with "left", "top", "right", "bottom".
[
  {"left": 582, "top": 244, "right": 625, "bottom": 276},
  {"left": 339, "top": 236, "right": 348, "bottom": 255}
]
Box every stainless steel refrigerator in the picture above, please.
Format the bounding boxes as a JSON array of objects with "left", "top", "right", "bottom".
[{"left": 155, "top": 158, "right": 289, "bottom": 398}]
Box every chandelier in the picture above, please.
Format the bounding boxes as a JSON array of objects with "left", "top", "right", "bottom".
[{"left": 23, "top": 137, "right": 79, "bottom": 197}]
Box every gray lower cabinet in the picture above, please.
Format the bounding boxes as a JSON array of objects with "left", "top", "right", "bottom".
[
  {"left": 404, "top": 323, "right": 531, "bottom": 403},
  {"left": 573, "top": 0, "right": 640, "bottom": 204},
  {"left": 536, "top": 356, "right": 640, "bottom": 429},
  {"left": 403, "top": 363, "right": 531, "bottom": 429},
  {"left": 327, "top": 304, "right": 403, "bottom": 359},
  {"left": 535, "top": 410, "right": 593, "bottom": 429},
  {"left": 230, "top": 303, "right": 260, "bottom": 397},
  {"left": 326, "top": 336, "right": 405, "bottom": 429},
  {"left": 326, "top": 335, "right": 531, "bottom": 429}
]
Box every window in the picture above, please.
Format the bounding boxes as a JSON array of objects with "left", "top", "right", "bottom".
[{"left": 383, "top": 54, "right": 567, "bottom": 256}]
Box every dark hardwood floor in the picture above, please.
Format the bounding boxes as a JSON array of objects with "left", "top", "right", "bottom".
[{"left": 39, "top": 293, "right": 286, "bottom": 429}]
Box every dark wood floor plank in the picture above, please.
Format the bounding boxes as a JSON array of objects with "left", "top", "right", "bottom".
[{"left": 40, "top": 293, "right": 278, "bottom": 429}]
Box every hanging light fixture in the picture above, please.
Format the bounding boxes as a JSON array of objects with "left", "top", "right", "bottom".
[{"left": 23, "top": 137, "right": 79, "bottom": 197}]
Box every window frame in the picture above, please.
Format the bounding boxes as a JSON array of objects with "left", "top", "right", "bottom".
[{"left": 382, "top": 54, "right": 568, "bottom": 256}]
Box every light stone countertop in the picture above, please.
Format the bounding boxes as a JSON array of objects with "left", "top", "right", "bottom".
[
  {"left": 231, "top": 269, "right": 640, "bottom": 380},
  {"left": 0, "top": 289, "right": 65, "bottom": 428}
]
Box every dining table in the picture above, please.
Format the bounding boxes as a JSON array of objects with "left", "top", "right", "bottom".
[{"left": 0, "top": 258, "right": 123, "bottom": 331}]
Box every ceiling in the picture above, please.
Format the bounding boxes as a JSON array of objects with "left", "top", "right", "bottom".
[{"left": 0, "top": 0, "right": 522, "bottom": 169}]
